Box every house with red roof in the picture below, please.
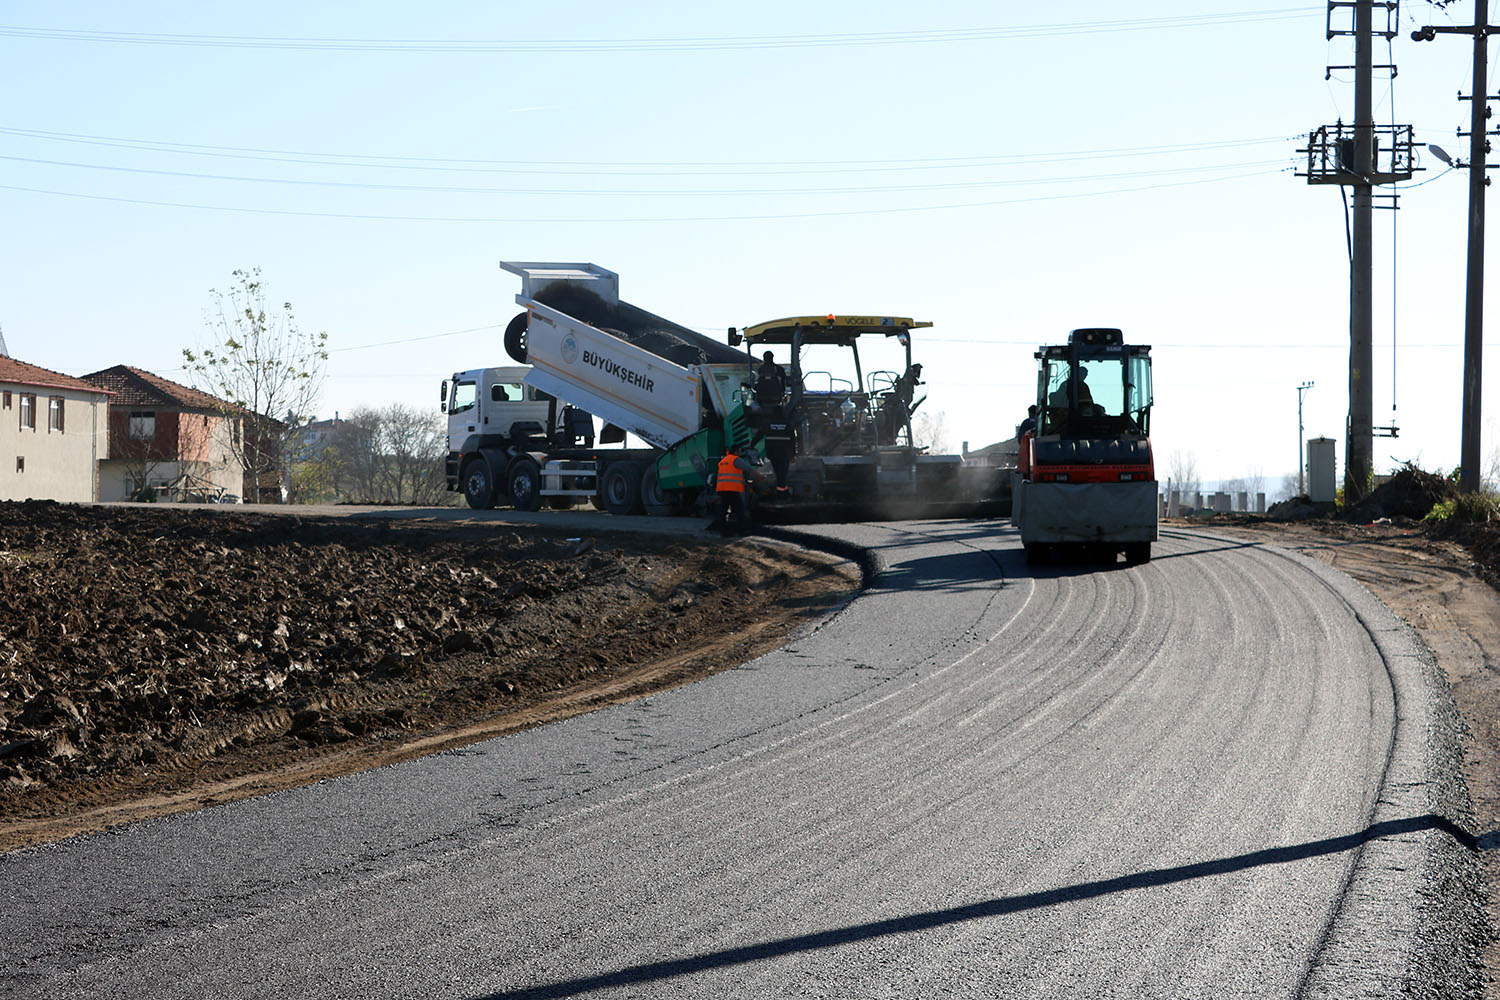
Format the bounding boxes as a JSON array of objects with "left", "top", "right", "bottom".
[
  {"left": 0, "top": 355, "right": 113, "bottom": 503},
  {"left": 79, "top": 366, "right": 246, "bottom": 503}
]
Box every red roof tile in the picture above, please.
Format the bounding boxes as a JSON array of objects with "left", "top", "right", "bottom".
[
  {"left": 79, "top": 365, "right": 239, "bottom": 412},
  {"left": 0, "top": 356, "right": 112, "bottom": 396}
]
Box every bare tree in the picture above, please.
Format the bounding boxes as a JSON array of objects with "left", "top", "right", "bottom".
[
  {"left": 375, "top": 403, "right": 448, "bottom": 504},
  {"left": 183, "top": 268, "right": 328, "bottom": 502},
  {"left": 912, "top": 409, "right": 948, "bottom": 453},
  {"left": 1273, "top": 474, "right": 1300, "bottom": 502},
  {"left": 1167, "top": 450, "right": 1200, "bottom": 494},
  {"left": 330, "top": 408, "right": 383, "bottom": 502},
  {"left": 297, "top": 404, "right": 447, "bottom": 504}
]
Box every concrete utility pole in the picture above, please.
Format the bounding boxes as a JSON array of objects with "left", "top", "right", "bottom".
[
  {"left": 1299, "top": 2, "right": 1411, "bottom": 502},
  {"left": 1413, "top": 2, "right": 1496, "bottom": 494},
  {"left": 1348, "top": 0, "right": 1376, "bottom": 503},
  {"left": 1299, "top": 380, "right": 1316, "bottom": 496}
]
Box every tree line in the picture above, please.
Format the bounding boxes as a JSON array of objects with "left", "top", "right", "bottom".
[{"left": 292, "top": 404, "right": 451, "bottom": 505}]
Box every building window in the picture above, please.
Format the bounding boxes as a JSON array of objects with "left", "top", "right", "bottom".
[
  {"left": 15, "top": 457, "right": 22, "bottom": 473},
  {"left": 47, "top": 396, "right": 64, "bottom": 433},
  {"left": 18, "top": 393, "right": 35, "bottom": 430},
  {"left": 2, "top": 390, "right": 10, "bottom": 409},
  {"left": 128, "top": 411, "right": 156, "bottom": 439}
]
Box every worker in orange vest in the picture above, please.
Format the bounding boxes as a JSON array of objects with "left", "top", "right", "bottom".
[{"left": 711, "top": 442, "right": 755, "bottom": 537}]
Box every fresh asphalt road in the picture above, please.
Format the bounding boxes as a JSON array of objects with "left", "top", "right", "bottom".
[{"left": 2, "top": 519, "right": 1474, "bottom": 998}]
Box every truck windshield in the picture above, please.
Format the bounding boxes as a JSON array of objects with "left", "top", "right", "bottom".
[
  {"left": 1080, "top": 359, "right": 1124, "bottom": 416},
  {"left": 1040, "top": 355, "right": 1144, "bottom": 436},
  {"left": 450, "top": 381, "right": 477, "bottom": 414}
]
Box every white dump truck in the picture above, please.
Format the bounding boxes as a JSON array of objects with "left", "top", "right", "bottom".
[
  {"left": 1011, "top": 327, "right": 1157, "bottom": 564},
  {"left": 442, "top": 261, "right": 1011, "bottom": 517}
]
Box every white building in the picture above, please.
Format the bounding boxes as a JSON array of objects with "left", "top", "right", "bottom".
[{"left": 0, "top": 356, "right": 112, "bottom": 503}]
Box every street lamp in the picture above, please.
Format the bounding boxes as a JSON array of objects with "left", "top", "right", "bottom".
[{"left": 1298, "top": 381, "right": 1315, "bottom": 497}]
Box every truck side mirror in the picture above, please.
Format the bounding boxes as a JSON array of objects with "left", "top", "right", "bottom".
[{"left": 727, "top": 327, "right": 742, "bottom": 347}]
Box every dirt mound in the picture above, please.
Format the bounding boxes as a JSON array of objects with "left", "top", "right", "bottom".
[
  {"left": 1267, "top": 497, "right": 1322, "bottom": 521},
  {"left": 1352, "top": 465, "right": 1460, "bottom": 522},
  {"left": 0, "top": 502, "right": 857, "bottom": 849},
  {"left": 1432, "top": 518, "right": 1500, "bottom": 592}
]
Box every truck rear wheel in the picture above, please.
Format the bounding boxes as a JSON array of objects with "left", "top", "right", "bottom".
[
  {"left": 1125, "top": 542, "right": 1152, "bottom": 566},
  {"left": 507, "top": 457, "right": 542, "bottom": 512},
  {"left": 600, "top": 462, "right": 645, "bottom": 516},
  {"left": 462, "top": 460, "right": 496, "bottom": 510}
]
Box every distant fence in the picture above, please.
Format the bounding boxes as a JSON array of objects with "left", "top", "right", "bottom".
[{"left": 1162, "top": 490, "right": 1265, "bottom": 517}]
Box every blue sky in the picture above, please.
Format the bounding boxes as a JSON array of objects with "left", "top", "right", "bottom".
[{"left": 0, "top": 2, "right": 1493, "bottom": 490}]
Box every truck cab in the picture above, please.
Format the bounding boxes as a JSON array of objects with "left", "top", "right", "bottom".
[
  {"left": 444, "top": 367, "right": 556, "bottom": 453},
  {"left": 442, "top": 366, "right": 597, "bottom": 511}
]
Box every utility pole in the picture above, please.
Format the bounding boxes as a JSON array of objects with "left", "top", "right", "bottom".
[
  {"left": 1350, "top": 0, "right": 1376, "bottom": 503},
  {"left": 1299, "top": 2, "right": 1411, "bottom": 502},
  {"left": 1299, "top": 380, "right": 1316, "bottom": 496},
  {"left": 1413, "top": 3, "right": 1497, "bottom": 494}
]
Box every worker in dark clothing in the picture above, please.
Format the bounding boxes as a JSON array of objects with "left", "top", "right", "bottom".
[
  {"left": 751, "top": 351, "right": 793, "bottom": 489},
  {"left": 754, "top": 351, "right": 786, "bottom": 407},
  {"left": 881, "top": 362, "right": 922, "bottom": 444},
  {"left": 1017, "top": 404, "right": 1038, "bottom": 439},
  {"left": 764, "top": 417, "right": 795, "bottom": 492},
  {"left": 1049, "top": 364, "right": 1093, "bottom": 409},
  {"left": 710, "top": 443, "right": 755, "bottom": 537}
]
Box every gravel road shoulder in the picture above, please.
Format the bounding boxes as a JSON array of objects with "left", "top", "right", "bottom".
[{"left": 1201, "top": 517, "right": 1500, "bottom": 994}]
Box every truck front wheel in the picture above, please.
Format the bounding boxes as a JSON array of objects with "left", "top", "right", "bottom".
[
  {"left": 507, "top": 458, "right": 543, "bottom": 512},
  {"left": 462, "top": 459, "right": 497, "bottom": 510}
]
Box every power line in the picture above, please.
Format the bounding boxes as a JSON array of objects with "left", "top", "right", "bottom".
[
  {"left": 0, "top": 168, "right": 1281, "bottom": 223},
  {"left": 329, "top": 324, "right": 503, "bottom": 353},
  {"left": 0, "top": 151, "right": 1287, "bottom": 197},
  {"left": 0, "top": 126, "right": 1295, "bottom": 176},
  {"left": 0, "top": 10, "right": 1325, "bottom": 53}
]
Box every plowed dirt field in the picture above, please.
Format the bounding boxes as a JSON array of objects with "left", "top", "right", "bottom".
[{"left": 0, "top": 501, "right": 859, "bottom": 850}]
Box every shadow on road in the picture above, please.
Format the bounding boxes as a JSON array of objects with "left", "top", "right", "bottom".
[{"left": 476, "top": 814, "right": 1476, "bottom": 999}]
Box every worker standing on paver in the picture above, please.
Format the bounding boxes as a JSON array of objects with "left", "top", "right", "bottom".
[
  {"left": 881, "top": 362, "right": 922, "bottom": 444},
  {"left": 711, "top": 443, "right": 755, "bottom": 537},
  {"left": 755, "top": 351, "right": 786, "bottom": 407}
]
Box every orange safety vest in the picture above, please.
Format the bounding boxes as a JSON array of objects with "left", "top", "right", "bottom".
[{"left": 716, "top": 453, "right": 746, "bottom": 493}]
